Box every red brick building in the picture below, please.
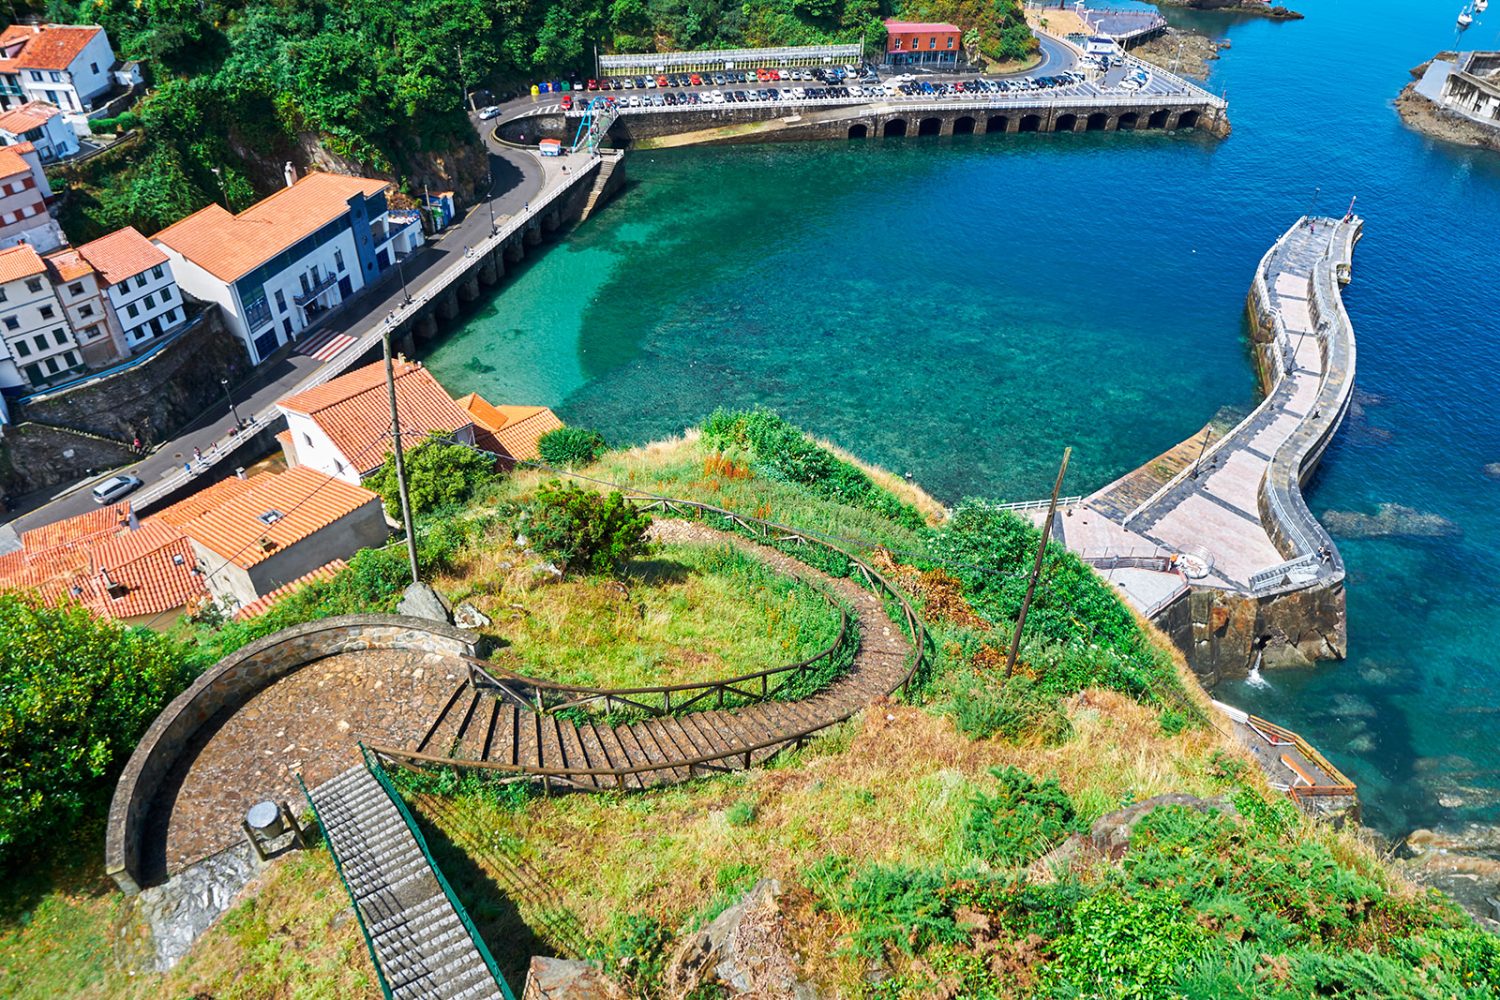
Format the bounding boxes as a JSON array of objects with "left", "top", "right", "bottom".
[{"left": 884, "top": 20, "right": 962, "bottom": 67}]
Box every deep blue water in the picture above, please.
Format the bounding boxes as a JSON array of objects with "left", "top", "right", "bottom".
[{"left": 424, "top": 0, "right": 1500, "bottom": 836}]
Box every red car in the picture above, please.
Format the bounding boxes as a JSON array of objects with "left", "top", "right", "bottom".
[
  {"left": 657, "top": 75, "right": 668, "bottom": 87},
  {"left": 757, "top": 68, "right": 769, "bottom": 81},
  {"left": 560, "top": 94, "right": 573, "bottom": 110},
  {"left": 768, "top": 69, "right": 781, "bottom": 81},
  {"left": 690, "top": 73, "right": 703, "bottom": 85},
  {"left": 586, "top": 78, "right": 598, "bottom": 90}
]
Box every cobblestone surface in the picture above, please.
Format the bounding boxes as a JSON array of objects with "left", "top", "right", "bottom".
[{"left": 154, "top": 648, "right": 462, "bottom": 877}]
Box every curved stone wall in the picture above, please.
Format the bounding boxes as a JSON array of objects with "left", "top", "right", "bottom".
[{"left": 106, "top": 615, "right": 479, "bottom": 894}]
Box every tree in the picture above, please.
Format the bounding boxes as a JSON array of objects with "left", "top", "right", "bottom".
[
  {"left": 0, "top": 594, "right": 194, "bottom": 858},
  {"left": 365, "top": 433, "right": 501, "bottom": 520},
  {"left": 521, "top": 481, "right": 650, "bottom": 575},
  {"left": 537, "top": 426, "right": 608, "bottom": 468}
]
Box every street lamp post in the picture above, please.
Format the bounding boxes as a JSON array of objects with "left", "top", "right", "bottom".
[
  {"left": 221, "top": 377, "right": 242, "bottom": 428},
  {"left": 396, "top": 254, "right": 412, "bottom": 305},
  {"left": 486, "top": 162, "right": 496, "bottom": 235}
]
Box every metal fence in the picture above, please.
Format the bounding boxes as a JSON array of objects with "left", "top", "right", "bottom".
[{"left": 601, "top": 43, "right": 863, "bottom": 74}]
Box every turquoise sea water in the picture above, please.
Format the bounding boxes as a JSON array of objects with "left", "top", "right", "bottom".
[{"left": 424, "top": 0, "right": 1500, "bottom": 836}]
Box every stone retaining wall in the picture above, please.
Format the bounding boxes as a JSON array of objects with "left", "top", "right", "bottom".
[{"left": 105, "top": 615, "right": 479, "bottom": 894}]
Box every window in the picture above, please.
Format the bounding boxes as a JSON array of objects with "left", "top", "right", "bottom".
[
  {"left": 31, "top": 335, "right": 44, "bottom": 351},
  {"left": 39, "top": 305, "right": 54, "bottom": 319},
  {"left": 893, "top": 37, "right": 902, "bottom": 50},
  {"left": 929, "top": 36, "right": 937, "bottom": 49},
  {"left": 275, "top": 289, "right": 286, "bottom": 311},
  {"left": 134, "top": 274, "right": 147, "bottom": 290},
  {"left": 44, "top": 356, "right": 58, "bottom": 374},
  {"left": 299, "top": 274, "right": 311, "bottom": 295},
  {"left": 48, "top": 71, "right": 61, "bottom": 83},
  {"left": 79, "top": 304, "right": 93, "bottom": 317},
  {"left": 13, "top": 339, "right": 28, "bottom": 356},
  {"left": 30, "top": 71, "right": 43, "bottom": 82},
  {"left": 52, "top": 329, "right": 66, "bottom": 346},
  {"left": 0, "top": 288, "right": 6, "bottom": 303},
  {"left": 151, "top": 264, "right": 163, "bottom": 280},
  {"left": 2, "top": 317, "right": 17, "bottom": 331},
  {"left": 67, "top": 282, "right": 83, "bottom": 295},
  {"left": 90, "top": 63, "right": 99, "bottom": 74},
  {"left": 334, "top": 249, "right": 345, "bottom": 272},
  {"left": 42, "top": 90, "right": 57, "bottom": 105},
  {"left": 24, "top": 363, "right": 40, "bottom": 384},
  {"left": 64, "top": 350, "right": 76, "bottom": 367},
  {"left": 126, "top": 302, "right": 139, "bottom": 318},
  {"left": 164, "top": 308, "right": 177, "bottom": 323},
  {"left": 81, "top": 324, "right": 99, "bottom": 340},
  {"left": 144, "top": 292, "right": 155, "bottom": 309},
  {"left": 947, "top": 36, "right": 954, "bottom": 48},
  {"left": 25, "top": 278, "right": 41, "bottom": 293}
]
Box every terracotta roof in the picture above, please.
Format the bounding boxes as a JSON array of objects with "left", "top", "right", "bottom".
[
  {"left": 180, "top": 465, "right": 382, "bottom": 569},
  {"left": 0, "top": 24, "right": 104, "bottom": 71},
  {"left": 0, "top": 142, "right": 34, "bottom": 181},
  {"left": 278, "top": 360, "right": 471, "bottom": 475},
  {"left": 883, "top": 19, "right": 960, "bottom": 32},
  {"left": 153, "top": 172, "right": 389, "bottom": 283},
  {"left": 18, "top": 501, "right": 126, "bottom": 550},
  {"left": 0, "top": 242, "right": 46, "bottom": 284},
  {"left": 0, "top": 101, "right": 60, "bottom": 135},
  {"left": 77, "top": 226, "right": 168, "bottom": 285},
  {"left": 233, "top": 559, "right": 347, "bottom": 620},
  {"left": 44, "top": 247, "right": 95, "bottom": 283},
  {"left": 455, "top": 393, "right": 563, "bottom": 467},
  {"left": 152, "top": 473, "right": 269, "bottom": 527}
]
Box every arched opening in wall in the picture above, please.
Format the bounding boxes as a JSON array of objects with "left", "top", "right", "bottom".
[
  {"left": 1055, "top": 113, "right": 1078, "bottom": 132},
  {"left": 1086, "top": 112, "right": 1109, "bottom": 132},
  {"left": 1019, "top": 114, "right": 1041, "bottom": 132},
  {"left": 918, "top": 116, "right": 942, "bottom": 136},
  {"left": 848, "top": 123, "right": 868, "bottom": 139},
  {"left": 953, "top": 116, "right": 976, "bottom": 135},
  {"left": 883, "top": 118, "right": 908, "bottom": 137},
  {"left": 987, "top": 115, "right": 1009, "bottom": 133},
  {"left": 1148, "top": 108, "right": 1170, "bottom": 129},
  {"left": 1117, "top": 112, "right": 1139, "bottom": 131},
  {"left": 1177, "top": 110, "right": 1201, "bottom": 130}
]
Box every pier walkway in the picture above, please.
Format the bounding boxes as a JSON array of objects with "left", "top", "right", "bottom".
[{"left": 1045, "top": 215, "right": 1361, "bottom": 616}]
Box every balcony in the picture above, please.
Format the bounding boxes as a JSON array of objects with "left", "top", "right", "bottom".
[{"left": 293, "top": 272, "right": 339, "bottom": 307}]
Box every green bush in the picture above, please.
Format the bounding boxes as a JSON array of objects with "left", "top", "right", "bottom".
[
  {"left": 962, "top": 766, "right": 1083, "bottom": 866},
  {"left": 725, "top": 800, "right": 756, "bottom": 827},
  {"left": 701, "top": 408, "right": 925, "bottom": 529},
  {"left": 840, "top": 864, "right": 967, "bottom": 958},
  {"left": 364, "top": 432, "right": 499, "bottom": 521},
  {"left": 537, "top": 426, "right": 608, "bottom": 468},
  {"left": 0, "top": 594, "right": 194, "bottom": 858},
  {"left": 521, "top": 481, "right": 650, "bottom": 576}
]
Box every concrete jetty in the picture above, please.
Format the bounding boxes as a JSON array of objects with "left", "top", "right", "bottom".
[{"left": 1037, "top": 215, "right": 1362, "bottom": 682}]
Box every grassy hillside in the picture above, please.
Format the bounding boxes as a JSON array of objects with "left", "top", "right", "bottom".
[{"left": 2, "top": 411, "right": 1496, "bottom": 998}]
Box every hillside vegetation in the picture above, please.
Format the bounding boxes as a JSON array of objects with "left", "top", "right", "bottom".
[{"left": 2, "top": 411, "right": 1496, "bottom": 997}]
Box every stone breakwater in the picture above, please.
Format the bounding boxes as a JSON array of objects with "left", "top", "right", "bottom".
[{"left": 1051, "top": 215, "right": 1361, "bottom": 683}]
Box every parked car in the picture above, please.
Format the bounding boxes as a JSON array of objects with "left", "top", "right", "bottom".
[
  {"left": 92, "top": 474, "right": 142, "bottom": 505},
  {"left": 560, "top": 94, "right": 573, "bottom": 110},
  {"left": 478, "top": 105, "right": 502, "bottom": 120}
]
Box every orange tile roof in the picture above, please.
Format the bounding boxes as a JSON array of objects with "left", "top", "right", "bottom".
[
  {"left": 44, "top": 247, "right": 95, "bottom": 283},
  {"left": 77, "top": 226, "right": 168, "bottom": 285},
  {"left": 455, "top": 393, "right": 563, "bottom": 467},
  {"left": 233, "top": 559, "right": 347, "bottom": 621},
  {"left": 180, "top": 465, "right": 382, "bottom": 569},
  {"left": 151, "top": 474, "right": 266, "bottom": 527},
  {"left": 0, "top": 143, "right": 34, "bottom": 181},
  {"left": 278, "top": 360, "right": 471, "bottom": 475},
  {"left": 19, "top": 501, "right": 128, "bottom": 550},
  {"left": 0, "top": 242, "right": 46, "bottom": 284},
  {"left": 153, "top": 172, "right": 388, "bottom": 283},
  {"left": 0, "top": 100, "right": 60, "bottom": 134},
  {"left": 0, "top": 24, "right": 104, "bottom": 71}
]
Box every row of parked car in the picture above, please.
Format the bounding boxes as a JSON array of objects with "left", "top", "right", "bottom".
[
  {"left": 589, "top": 64, "right": 871, "bottom": 92},
  {"left": 891, "top": 72, "right": 1085, "bottom": 97}
]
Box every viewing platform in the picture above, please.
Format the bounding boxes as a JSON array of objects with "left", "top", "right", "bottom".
[{"left": 1034, "top": 215, "right": 1362, "bottom": 679}]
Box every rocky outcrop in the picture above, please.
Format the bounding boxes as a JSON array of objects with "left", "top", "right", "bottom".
[
  {"left": 1396, "top": 82, "right": 1500, "bottom": 153},
  {"left": 1090, "top": 794, "right": 1237, "bottom": 859},
  {"left": 665, "top": 879, "right": 816, "bottom": 999},
  {"left": 1154, "top": 0, "right": 1303, "bottom": 18},
  {"left": 523, "top": 957, "right": 628, "bottom": 999},
  {"left": 398, "top": 581, "right": 453, "bottom": 623},
  {"left": 1323, "top": 503, "right": 1460, "bottom": 540},
  {"left": 1399, "top": 825, "right": 1500, "bottom": 933},
  {"left": 1130, "top": 27, "right": 1223, "bottom": 81}
]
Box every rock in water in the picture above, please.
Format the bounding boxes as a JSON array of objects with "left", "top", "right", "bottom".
[
  {"left": 1483, "top": 462, "right": 1500, "bottom": 480},
  {"left": 453, "top": 601, "right": 491, "bottom": 629},
  {"left": 397, "top": 581, "right": 452, "bottom": 623},
  {"left": 1322, "top": 503, "right": 1460, "bottom": 540}
]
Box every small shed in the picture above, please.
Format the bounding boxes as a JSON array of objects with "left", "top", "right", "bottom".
[{"left": 538, "top": 138, "right": 563, "bottom": 157}]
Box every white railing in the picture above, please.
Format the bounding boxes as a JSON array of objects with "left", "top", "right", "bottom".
[
  {"left": 1247, "top": 552, "right": 1320, "bottom": 594},
  {"left": 981, "top": 495, "right": 1085, "bottom": 512},
  {"left": 601, "top": 43, "right": 862, "bottom": 72}
]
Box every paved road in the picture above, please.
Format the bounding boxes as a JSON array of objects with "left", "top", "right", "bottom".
[{"left": 6, "top": 120, "right": 547, "bottom": 534}]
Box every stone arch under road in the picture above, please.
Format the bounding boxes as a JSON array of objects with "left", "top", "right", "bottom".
[
  {"left": 1177, "top": 110, "right": 1201, "bottom": 129},
  {"left": 1117, "top": 111, "right": 1139, "bottom": 131},
  {"left": 953, "top": 116, "right": 976, "bottom": 135},
  {"left": 848, "top": 123, "right": 868, "bottom": 138},
  {"left": 1149, "top": 109, "right": 1170, "bottom": 129},
  {"left": 918, "top": 116, "right": 942, "bottom": 136},
  {"left": 987, "top": 114, "right": 1009, "bottom": 133},
  {"left": 1087, "top": 112, "right": 1109, "bottom": 132},
  {"left": 1055, "top": 113, "right": 1078, "bottom": 132},
  {"left": 1019, "top": 114, "right": 1041, "bottom": 132},
  {"left": 883, "top": 118, "right": 908, "bottom": 137}
]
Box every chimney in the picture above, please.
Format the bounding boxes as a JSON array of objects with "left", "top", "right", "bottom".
[{"left": 284, "top": 161, "right": 298, "bottom": 189}]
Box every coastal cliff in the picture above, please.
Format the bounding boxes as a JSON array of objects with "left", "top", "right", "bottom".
[{"left": 1154, "top": 0, "right": 1304, "bottom": 19}]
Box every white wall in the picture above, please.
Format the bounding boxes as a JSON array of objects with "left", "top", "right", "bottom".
[
  {"left": 155, "top": 245, "right": 252, "bottom": 358},
  {"left": 20, "top": 31, "right": 116, "bottom": 111},
  {"left": 281, "top": 408, "right": 365, "bottom": 484},
  {"left": 54, "top": 269, "right": 125, "bottom": 364},
  {"left": 0, "top": 272, "right": 82, "bottom": 387},
  {"left": 105, "top": 262, "right": 185, "bottom": 349}
]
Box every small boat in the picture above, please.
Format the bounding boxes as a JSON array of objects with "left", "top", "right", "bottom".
[
  {"left": 1458, "top": 5, "right": 1473, "bottom": 25},
  {"left": 1476, "top": 0, "right": 1488, "bottom": 11}
]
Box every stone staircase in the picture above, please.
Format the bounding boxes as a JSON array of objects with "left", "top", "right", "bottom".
[{"left": 308, "top": 765, "right": 509, "bottom": 1000}]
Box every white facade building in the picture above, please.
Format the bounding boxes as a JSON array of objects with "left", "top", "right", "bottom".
[
  {"left": 154, "top": 171, "right": 424, "bottom": 365},
  {"left": 0, "top": 101, "right": 79, "bottom": 162},
  {"left": 0, "top": 25, "right": 118, "bottom": 116},
  {"left": 44, "top": 246, "right": 126, "bottom": 367},
  {"left": 0, "top": 243, "right": 83, "bottom": 389},
  {"left": 0, "top": 141, "right": 62, "bottom": 252},
  {"left": 77, "top": 226, "right": 186, "bottom": 350}
]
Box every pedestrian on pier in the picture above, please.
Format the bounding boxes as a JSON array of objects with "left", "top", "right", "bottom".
[
  {"left": 183, "top": 461, "right": 192, "bottom": 476},
  {"left": 192, "top": 446, "right": 202, "bottom": 463}
]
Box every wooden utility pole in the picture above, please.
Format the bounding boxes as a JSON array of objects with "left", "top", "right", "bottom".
[
  {"left": 383, "top": 329, "right": 420, "bottom": 585},
  {"left": 1005, "top": 447, "right": 1071, "bottom": 677}
]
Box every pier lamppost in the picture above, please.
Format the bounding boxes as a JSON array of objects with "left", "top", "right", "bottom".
[
  {"left": 395, "top": 254, "right": 413, "bottom": 306},
  {"left": 221, "top": 377, "right": 242, "bottom": 428},
  {"left": 486, "top": 162, "right": 497, "bottom": 236}
]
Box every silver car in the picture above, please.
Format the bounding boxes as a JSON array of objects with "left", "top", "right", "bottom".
[{"left": 92, "top": 473, "right": 143, "bottom": 505}]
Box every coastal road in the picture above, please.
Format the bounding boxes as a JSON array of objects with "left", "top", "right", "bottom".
[{"left": 5, "top": 123, "right": 548, "bottom": 535}]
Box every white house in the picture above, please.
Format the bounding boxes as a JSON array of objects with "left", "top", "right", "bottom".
[
  {"left": 0, "top": 101, "right": 78, "bottom": 162},
  {"left": 0, "top": 141, "right": 62, "bottom": 252},
  {"left": 275, "top": 359, "right": 474, "bottom": 484},
  {"left": 43, "top": 246, "right": 126, "bottom": 368},
  {"left": 0, "top": 24, "right": 118, "bottom": 116},
  {"left": 153, "top": 171, "right": 425, "bottom": 365},
  {"left": 0, "top": 242, "right": 84, "bottom": 390},
  {"left": 77, "top": 226, "right": 186, "bottom": 350}
]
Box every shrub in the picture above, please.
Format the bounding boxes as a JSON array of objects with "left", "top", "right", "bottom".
[
  {"left": 364, "top": 432, "right": 499, "bottom": 520},
  {"left": 962, "top": 766, "right": 1083, "bottom": 866},
  {"left": 522, "top": 481, "right": 650, "bottom": 575},
  {"left": 537, "top": 426, "right": 608, "bottom": 468},
  {"left": 841, "top": 864, "right": 967, "bottom": 958},
  {"left": 725, "top": 800, "right": 756, "bottom": 827},
  {"left": 0, "top": 594, "right": 194, "bottom": 858}
]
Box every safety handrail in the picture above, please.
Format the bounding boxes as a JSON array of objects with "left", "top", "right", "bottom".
[
  {"left": 297, "top": 773, "right": 395, "bottom": 1000},
  {"left": 358, "top": 745, "right": 518, "bottom": 1000}
]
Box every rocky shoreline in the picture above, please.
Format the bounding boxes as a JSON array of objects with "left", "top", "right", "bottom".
[
  {"left": 1154, "top": 0, "right": 1303, "bottom": 19},
  {"left": 1395, "top": 824, "right": 1500, "bottom": 933},
  {"left": 1396, "top": 58, "right": 1500, "bottom": 152},
  {"left": 1131, "top": 25, "right": 1224, "bottom": 80}
]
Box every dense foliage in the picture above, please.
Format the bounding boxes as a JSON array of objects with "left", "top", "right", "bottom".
[
  {"left": 520, "top": 481, "right": 651, "bottom": 575},
  {"left": 365, "top": 433, "right": 500, "bottom": 520},
  {"left": 702, "top": 408, "right": 926, "bottom": 529},
  {"left": 0, "top": 594, "right": 194, "bottom": 857},
  {"left": 537, "top": 426, "right": 608, "bottom": 469},
  {"left": 962, "top": 766, "right": 1083, "bottom": 866}
]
